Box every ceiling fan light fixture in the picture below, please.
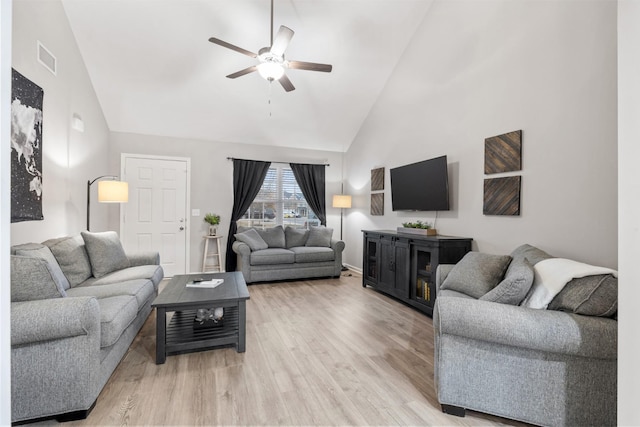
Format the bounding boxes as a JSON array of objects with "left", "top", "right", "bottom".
[{"left": 257, "top": 62, "right": 285, "bottom": 81}]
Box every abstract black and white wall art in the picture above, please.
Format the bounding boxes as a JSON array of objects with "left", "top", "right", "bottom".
[{"left": 11, "top": 69, "right": 44, "bottom": 222}]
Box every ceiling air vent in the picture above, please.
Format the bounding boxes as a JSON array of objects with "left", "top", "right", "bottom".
[{"left": 37, "top": 41, "right": 56, "bottom": 76}]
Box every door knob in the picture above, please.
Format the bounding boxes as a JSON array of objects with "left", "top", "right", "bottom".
[{"left": 179, "top": 226, "right": 185, "bottom": 231}]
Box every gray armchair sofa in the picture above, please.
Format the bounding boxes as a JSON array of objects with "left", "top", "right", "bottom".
[
  {"left": 10, "top": 231, "right": 163, "bottom": 423},
  {"left": 433, "top": 244, "right": 617, "bottom": 427},
  {"left": 232, "top": 225, "right": 344, "bottom": 283}
]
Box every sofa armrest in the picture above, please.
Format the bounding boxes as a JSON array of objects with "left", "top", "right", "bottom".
[
  {"left": 127, "top": 251, "right": 160, "bottom": 266},
  {"left": 330, "top": 239, "right": 345, "bottom": 253},
  {"left": 232, "top": 241, "right": 251, "bottom": 258},
  {"left": 11, "top": 297, "right": 100, "bottom": 346},
  {"left": 434, "top": 296, "right": 617, "bottom": 359}
]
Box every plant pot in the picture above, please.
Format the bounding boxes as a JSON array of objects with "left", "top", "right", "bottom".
[
  {"left": 208, "top": 226, "right": 217, "bottom": 236},
  {"left": 397, "top": 227, "right": 437, "bottom": 236}
]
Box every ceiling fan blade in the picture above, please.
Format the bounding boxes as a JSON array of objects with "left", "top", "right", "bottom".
[
  {"left": 270, "top": 26, "right": 294, "bottom": 57},
  {"left": 278, "top": 73, "right": 295, "bottom": 92},
  {"left": 226, "top": 66, "right": 258, "bottom": 79},
  {"left": 208, "top": 37, "right": 257, "bottom": 58},
  {"left": 287, "top": 60, "right": 332, "bottom": 73}
]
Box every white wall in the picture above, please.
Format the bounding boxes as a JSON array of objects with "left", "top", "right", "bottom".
[
  {"left": 617, "top": 0, "right": 640, "bottom": 424},
  {"left": 109, "top": 132, "right": 344, "bottom": 273},
  {"left": 10, "top": 0, "right": 111, "bottom": 245},
  {"left": 0, "top": 0, "right": 12, "bottom": 422},
  {"left": 344, "top": 0, "right": 617, "bottom": 270}
]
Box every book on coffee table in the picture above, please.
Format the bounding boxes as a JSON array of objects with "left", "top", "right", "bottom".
[{"left": 186, "top": 279, "right": 224, "bottom": 289}]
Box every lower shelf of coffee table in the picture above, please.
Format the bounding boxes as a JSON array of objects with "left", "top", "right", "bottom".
[{"left": 165, "top": 306, "right": 239, "bottom": 355}]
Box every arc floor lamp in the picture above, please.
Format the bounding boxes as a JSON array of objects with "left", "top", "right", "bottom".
[{"left": 87, "top": 175, "right": 129, "bottom": 231}]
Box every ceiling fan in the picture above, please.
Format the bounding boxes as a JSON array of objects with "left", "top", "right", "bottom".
[{"left": 208, "top": 0, "right": 332, "bottom": 92}]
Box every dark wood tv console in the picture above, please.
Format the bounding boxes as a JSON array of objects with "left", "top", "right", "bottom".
[{"left": 362, "top": 230, "right": 472, "bottom": 316}]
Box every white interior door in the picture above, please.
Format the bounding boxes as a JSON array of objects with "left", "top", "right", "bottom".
[{"left": 121, "top": 155, "right": 190, "bottom": 277}]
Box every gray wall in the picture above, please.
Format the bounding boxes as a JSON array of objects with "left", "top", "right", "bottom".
[
  {"left": 343, "top": 0, "right": 618, "bottom": 270},
  {"left": 109, "top": 132, "right": 344, "bottom": 273},
  {"left": 10, "top": 0, "right": 113, "bottom": 245}
]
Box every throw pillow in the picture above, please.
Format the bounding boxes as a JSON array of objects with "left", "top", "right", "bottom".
[
  {"left": 11, "top": 255, "right": 66, "bottom": 302},
  {"left": 14, "top": 243, "right": 71, "bottom": 291},
  {"left": 548, "top": 274, "right": 617, "bottom": 317},
  {"left": 285, "top": 226, "right": 309, "bottom": 248},
  {"left": 521, "top": 258, "right": 618, "bottom": 309},
  {"left": 306, "top": 226, "right": 333, "bottom": 248},
  {"left": 81, "top": 231, "right": 131, "bottom": 279},
  {"left": 234, "top": 228, "right": 268, "bottom": 251},
  {"left": 480, "top": 258, "right": 534, "bottom": 305},
  {"left": 440, "top": 252, "right": 512, "bottom": 299},
  {"left": 256, "top": 225, "right": 286, "bottom": 248},
  {"left": 509, "top": 244, "right": 553, "bottom": 266},
  {"left": 44, "top": 235, "right": 93, "bottom": 287}
]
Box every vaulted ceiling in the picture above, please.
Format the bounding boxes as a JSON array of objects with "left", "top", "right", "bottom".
[{"left": 61, "top": 0, "right": 433, "bottom": 152}]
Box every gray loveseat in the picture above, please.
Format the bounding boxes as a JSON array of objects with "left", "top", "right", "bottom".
[
  {"left": 433, "top": 244, "right": 617, "bottom": 427},
  {"left": 232, "top": 225, "right": 344, "bottom": 283},
  {"left": 10, "top": 231, "right": 164, "bottom": 423}
]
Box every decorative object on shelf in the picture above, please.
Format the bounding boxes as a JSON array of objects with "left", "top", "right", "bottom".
[
  {"left": 371, "top": 167, "right": 384, "bottom": 191},
  {"left": 11, "top": 69, "right": 44, "bottom": 223},
  {"left": 204, "top": 212, "right": 221, "bottom": 235},
  {"left": 86, "top": 176, "right": 129, "bottom": 231},
  {"left": 483, "top": 176, "right": 521, "bottom": 216},
  {"left": 371, "top": 193, "right": 384, "bottom": 216},
  {"left": 398, "top": 220, "right": 437, "bottom": 236},
  {"left": 485, "top": 130, "right": 522, "bottom": 174}
]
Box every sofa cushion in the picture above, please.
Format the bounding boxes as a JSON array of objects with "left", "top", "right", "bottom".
[
  {"left": 13, "top": 243, "right": 71, "bottom": 291},
  {"left": 480, "top": 258, "right": 534, "bottom": 305},
  {"left": 235, "top": 228, "right": 268, "bottom": 251},
  {"left": 285, "top": 226, "right": 309, "bottom": 248},
  {"left": 10, "top": 255, "right": 67, "bottom": 302},
  {"left": 548, "top": 274, "right": 617, "bottom": 317},
  {"left": 509, "top": 244, "right": 553, "bottom": 266},
  {"left": 44, "top": 235, "right": 93, "bottom": 287},
  {"left": 250, "top": 248, "right": 295, "bottom": 265},
  {"left": 83, "top": 265, "right": 164, "bottom": 289},
  {"left": 290, "top": 246, "right": 335, "bottom": 263},
  {"left": 256, "top": 225, "right": 286, "bottom": 248},
  {"left": 81, "top": 231, "right": 131, "bottom": 278},
  {"left": 66, "top": 279, "right": 155, "bottom": 311},
  {"left": 306, "top": 226, "right": 333, "bottom": 248},
  {"left": 97, "top": 295, "right": 138, "bottom": 348},
  {"left": 440, "top": 252, "right": 512, "bottom": 299}
]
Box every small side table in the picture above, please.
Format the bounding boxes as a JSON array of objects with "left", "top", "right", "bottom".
[{"left": 202, "top": 235, "right": 224, "bottom": 272}]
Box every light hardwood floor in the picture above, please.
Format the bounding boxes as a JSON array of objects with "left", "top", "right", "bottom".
[{"left": 59, "top": 272, "right": 528, "bottom": 426}]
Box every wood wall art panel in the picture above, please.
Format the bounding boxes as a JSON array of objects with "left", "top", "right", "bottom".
[
  {"left": 371, "top": 193, "right": 384, "bottom": 216},
  {"left": 371, "top": 167, "right": 384, "bottom": 191},
  {"left": 483, "top": 176, "right": 521, "bottom": 216},
  {"left": 484, "top": 130, "right": 522, "bottom": 174}
]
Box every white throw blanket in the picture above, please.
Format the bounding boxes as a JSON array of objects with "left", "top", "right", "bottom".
[{"left": 521, "top": 258, "right": 618, "bottom": 309}]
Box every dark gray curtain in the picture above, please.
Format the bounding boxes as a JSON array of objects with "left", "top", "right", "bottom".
[
  {"left": 225, "top": 159, "right": 271, "bottom": 272},
  {"left": 290, "top": 163, "right": 326, "bottom": 226}
]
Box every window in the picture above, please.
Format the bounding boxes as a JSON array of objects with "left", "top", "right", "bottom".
[{"left": 237, "top": 165, "right": 320, "bottom": 229}]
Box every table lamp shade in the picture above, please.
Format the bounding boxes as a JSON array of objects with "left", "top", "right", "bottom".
[
  {"left": 98, "top": 180, "right": 129, "bottom": 203},
  {"left": 332, "top": 194, "right": 352, "bottom": 209}
]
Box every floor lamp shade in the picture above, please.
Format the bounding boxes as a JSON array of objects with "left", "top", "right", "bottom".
[
  {"left": 98, "top": 180, "right": 129, "bottom": 203},
  {"left": 332, "top": 194, "right": 352, "bottom": 209}
]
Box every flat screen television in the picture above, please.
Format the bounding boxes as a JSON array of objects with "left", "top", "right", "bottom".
[{"left": 390, "top": 155, "right": 450, "bottom": 211}]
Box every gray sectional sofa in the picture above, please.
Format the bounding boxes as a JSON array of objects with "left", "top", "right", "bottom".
[
  {"left": 433, "top": 244, "right": 617, "bottom": 427},
  {"left": 232, "top": 225, "right": 344, "bottom": 283},
  {"left": 10, "top": 231, "right": 163, "bottom": 423}
]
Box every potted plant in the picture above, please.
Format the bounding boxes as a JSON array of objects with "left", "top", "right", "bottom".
[
  {"left": 398, "top": 220, "right": 437, "bottom": 236},
  {"left": 204, "top": 213, "right": 221, "bottom": 236}
]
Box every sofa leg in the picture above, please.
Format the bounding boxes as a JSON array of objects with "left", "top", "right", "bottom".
[{"left": 441, "top": 404, "right": 466, "bottom": 417}]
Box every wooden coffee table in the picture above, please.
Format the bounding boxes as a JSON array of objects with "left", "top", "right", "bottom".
[{"left": 151, "top": 272, "right": 250, "bottom": 364}]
